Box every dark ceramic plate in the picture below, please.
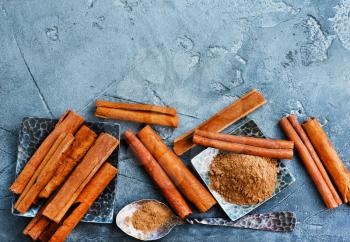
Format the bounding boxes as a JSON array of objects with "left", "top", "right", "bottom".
[
  {"left": 191, "top": 120, "right": 295, "bottom": 221},
  {"left": 11, "top": 117, "right": 120, "bottom": 223}
]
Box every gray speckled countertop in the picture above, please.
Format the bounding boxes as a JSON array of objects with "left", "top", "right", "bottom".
[{"left": 1, "top": 0, "right": 350, "bottom": 241}]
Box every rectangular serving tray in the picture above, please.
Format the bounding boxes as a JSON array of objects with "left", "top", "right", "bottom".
[
  {"left": 12, "top": 117, "right": 120, "bottom": 223},
  {"left": 191, "top": 120, "right": 295, "bottom": 221}
]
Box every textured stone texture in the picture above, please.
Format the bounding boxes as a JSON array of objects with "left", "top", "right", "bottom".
[{"left": 1, "top": 0, "right": 350, "bottom": 241}]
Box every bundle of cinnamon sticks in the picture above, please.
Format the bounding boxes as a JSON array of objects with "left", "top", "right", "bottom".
[
  {"left": 280, "top": 115, "right": 349, "bottom": 208},
  {"left": 10, "top": 110, "right": 119, "bottom": 241},
  {"left": 24, "top": 162, "right": 118, "bottom": 242},
  {"left": 124, "top": 126, "right": 217, "bottom": 218}
]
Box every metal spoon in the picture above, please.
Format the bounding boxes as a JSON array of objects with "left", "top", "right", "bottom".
[{"left": 116, "top": 199, "right": 296, "bottom": 241}]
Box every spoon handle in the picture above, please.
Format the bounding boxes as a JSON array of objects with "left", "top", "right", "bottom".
[{"left": 185, "top": 211, "right": 296, "bottom": 232}]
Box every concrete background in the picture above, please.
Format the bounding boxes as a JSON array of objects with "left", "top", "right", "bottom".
[{"left": 1, "top": 0, "right": 350, "bottom": 241}]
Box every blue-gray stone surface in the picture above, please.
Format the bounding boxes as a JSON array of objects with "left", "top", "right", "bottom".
[{"left": 1, "top": 0, "right": 350, "bottom": 241}]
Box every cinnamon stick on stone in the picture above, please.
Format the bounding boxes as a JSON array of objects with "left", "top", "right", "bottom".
[
  {"left": 48, "top": 163, "right": 118, "bottom": 242},
  {"left": 173, "top": 89, "right": 266, "bottom": 156},
  {"left": 138, "top": 125, "right": 217, "bottom": 213},
  {"left": 193, "top": 130, "right": 294, "bottom": 160},
  {"left": 124, "top": 129, "right": 192, "bottom": 219},
  {"left": 279, "top": 117, "right": 340, "bottom": 208},
  {"left": 95, "top": 100, "right": 179, "bottom": 127},
  {"left": 10, "top": 110, "right": 84, "bottom": 194},
  {"left": 15, "top": 133, "right": 74, "bottom": 213},
  {"left": 43, "top": 133, "right": 119, "bottom": 223},
  {"left": 39, "top": 125, "right": 97, "bottom": 198},
  {"left": 303, "top": 117, "right": 350, "bottom": 203}
]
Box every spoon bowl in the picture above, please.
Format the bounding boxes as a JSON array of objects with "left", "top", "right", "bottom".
[{"left": 116, "top": 199, "right": 180, "bottom": 241}]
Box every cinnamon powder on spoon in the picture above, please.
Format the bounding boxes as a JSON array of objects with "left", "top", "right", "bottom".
[
  {"left": 209, "top": 153, "right": 277, "bottom": 205},
  {"left": 129, "top": 201, "right": 173, "bottom": 232}
]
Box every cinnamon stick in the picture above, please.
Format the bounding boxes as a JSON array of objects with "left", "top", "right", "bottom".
[
  {"left": 124, "top": 129, "right": 192, "bottom": 219},
  {"left": 48, "top": 163, "right": 118, "bottom": 242},
  {"left": 95, "top": 100, "right": 179, "bottom": 127},
  {"left": 39, "top": 125, "right": 97, "bottom": 198},
  {"left": 138, "top": 125, "right": 217, "bottom": 213},
  {"left": 173, "top": 89, "right": 266, "bottom": 155},
  {"left": 287, "top": 115, "right": 342, "bottom": 205},
  {"left": 194, "top": 130, "right": 294, "bottom": 149},
  {"left": 23, "top": 204, "right": 51, "bottom": 240},
  {"left": 15, "top": 133, "right": 74, "bottom": 213},
  {"left": 193, "top": 134, "right": 293, "bottom": 160},
  {"left": 193, "top": 129, "right": 294, "bottom": 159},
  {"left": 279, "top": 117, "right": 340, "bottom": 208},
  {"left": 39, "top": 221, "right": 62, "bottom": 242},
  {"left": 43, "top": 133, "right": 119, "bottom": 223},
  {"left": 303, "top": 117, "right": 350, "bottom": 203}
]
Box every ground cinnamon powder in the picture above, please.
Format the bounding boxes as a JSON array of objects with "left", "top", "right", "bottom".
[
  {"left": 130, "top": 201, "right": 173, "bottom": 232},
  {"left": 209, "top": 153, "right": 277, "bottom": 205}
]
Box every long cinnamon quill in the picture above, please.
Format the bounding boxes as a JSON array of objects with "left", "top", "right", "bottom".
[
  {"left": 40, "top": 125, "right": 97, "bottom": 198},
  {"left": 303, "top": 118, "right": 350, "bottom": 203},
  {"left": 15, "top": 133, "right": 74, "bottom": 213},
  {"left": 195, "top": 130, "right": 294, "bottom": 149},
  {"left": 124, "top": 129, "right": 192, "bottom": 219},
  {"left": 173, "top": 89, "right": 266, "bottom": 155},
  {"left": 48, "top": 163, "right": 118, "bottom": 242},
  {"left": 279, "top": 117, "right": 340, "bottom": 208},
  {"left": 43, "top": 133, "right": 119, "bottom": 223},
  {"left": 193, "top": 130, "right": 293, "bottom": 160},
  {"left": 138, "top": 125, "right": 217, "bottom": 213},
  {"left": 95, "top": 100, "right": 179, "bottom": 127}
]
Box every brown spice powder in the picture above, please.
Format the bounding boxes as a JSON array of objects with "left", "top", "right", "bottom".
[
  {"left": 209, "top": 153, "right": 277, "bottom": 205},
  {"left": 130, "top": 201, "right": 173, "bottom": 232}
]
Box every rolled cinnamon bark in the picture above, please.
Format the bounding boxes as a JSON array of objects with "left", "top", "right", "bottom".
[
  {"left": 124, "top": 129, "right": 192, "bottom": 219},
  {"left": 23, "top": 205, "right": 51, "bottom": 240},
  {"left": 95, "top": 100, "right": 179, "bottom": 127},
  {"left": 279, "top": 117, "right": 340, "bottom": 208},
  {"left": 15, "top": 133, "right": 74, "bottom": 213},
  {"left": 173, "top": 89, "right": 266, "bottom": 155},
  {"left": 48, "top": 163, "right": 118, "bottom": 242},
  {"left": 10, "top": 110, "right": 84, "bottom": 194},
  {"left": 40, "top": 125, "right": 97, "bottom": 198},
  {"left": 303, "top": 117, "right": 350, "bottom": 203},
  {"left": 43, "top": 133, "right": 119, "bottom": 223},
  {"left": 287, "top": 115, "right": 342, "bottom": 205},
  {"left": 194, "top": 130, "right": 294, "bottom": 149},
  {"left": 138, "top": 125, "right": 217, "bottom": 213},
  {"left": 193, "top": 134, "right": 293, "bottom": 160},
  {"left": 38, "top": 221, "right": 62, "bottom": 242}
]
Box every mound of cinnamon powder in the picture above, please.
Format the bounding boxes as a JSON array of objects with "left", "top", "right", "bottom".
[
  {"left": 209, "top": 153, "right": 277, "bottom": 205},
  {"left": 130, "top": 201, "right": 173, "bottom": 232}
]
